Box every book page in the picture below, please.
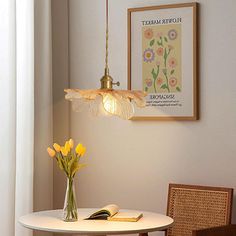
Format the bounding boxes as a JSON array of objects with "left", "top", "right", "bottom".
[
  {"left": 100, "top": 204, "right": 119, "bottom": 217},
  {"left": 86, "top": 204, "right": 119, "bottom": 219}
]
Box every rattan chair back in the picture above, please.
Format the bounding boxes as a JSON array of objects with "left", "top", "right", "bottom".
[{"left": 166, "top": 184, "right": 233, "bottom": 236}]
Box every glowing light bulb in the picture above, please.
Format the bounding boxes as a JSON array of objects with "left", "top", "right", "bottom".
[
  {"left": 102, "top": 93, "right": 117, "bottom": 115},
  {"left": 102, "top": 93, "right": 135, "bottom": 119}
]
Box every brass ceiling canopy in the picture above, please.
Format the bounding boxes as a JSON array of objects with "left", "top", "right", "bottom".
[{"left": 65, "top": 0, "right": 146, "bottom": 120}]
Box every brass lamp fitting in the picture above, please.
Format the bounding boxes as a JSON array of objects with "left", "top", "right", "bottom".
[{"left": 100, "top": 68, "right": 120, "bottom": 90}]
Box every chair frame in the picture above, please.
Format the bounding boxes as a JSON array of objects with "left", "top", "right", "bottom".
[
  {"left": 192, "top": 224, "right": 236, "bottom": 236},
  {"left": 166, "top": 183, "right": 234, "bottom": 236}
]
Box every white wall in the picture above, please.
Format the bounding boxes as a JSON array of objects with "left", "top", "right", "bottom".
[
  {"left": 51, "top": 0, "right": 70, "bottom": 211},
  {"left": 54, "top": 0, "right": 236, "bottom": 234}
]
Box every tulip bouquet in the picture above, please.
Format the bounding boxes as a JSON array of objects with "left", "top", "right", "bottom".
[{"left": 47, "top": 139, "right": 86, "bottom": 222}]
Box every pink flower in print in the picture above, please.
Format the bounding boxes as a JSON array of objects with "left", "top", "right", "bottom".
[
  {"left": 156, "top": 77, "right": 163, "bottom": 86},
  {"left": 168, "top": 57, "right": 177, "bottom": 68},
  {"left": 144, "top": 28, "right": 153, "bottom": 39},
  {"left": 156, "top": 47, "right": 164, "bottom": 56},
  {"left": 156, "top": 32, "right": 163, "bottom": 38},
  {"left": 169, "top": 77, "right": 177, "bottom": 87},
  {"left": 143, "top": 48, "right": 155, "bottom": 63},
  {"left": 145, "top": 78, "right": 153, "bottom": 87},
  {"left": 168, "top": 29, "right": 178, "bottom": 40}
]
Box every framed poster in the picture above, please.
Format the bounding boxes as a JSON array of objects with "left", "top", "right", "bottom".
[{"left": 128, "top": 3, "right": 198, "bottom": 120}]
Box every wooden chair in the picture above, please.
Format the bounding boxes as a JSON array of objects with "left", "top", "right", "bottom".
[
  {"left": 192, "top": 224, "right": 236, "bottom": 236},
  {"left": 166, "top": 184, "right": 233, "bottom": 236}
]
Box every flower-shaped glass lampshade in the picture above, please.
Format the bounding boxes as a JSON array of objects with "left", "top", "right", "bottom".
[
  {"left": 64, "top": 0, "right": 146, "bottom": 120},
  {"left": 65, "top": 89, "right": 146, "bottom": 120}
]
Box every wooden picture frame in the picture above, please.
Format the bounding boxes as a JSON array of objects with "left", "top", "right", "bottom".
[{"left": 128, "top": 3, "right": 198, "bottom": 121}]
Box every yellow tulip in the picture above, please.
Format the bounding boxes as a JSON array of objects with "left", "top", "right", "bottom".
[
  {"left": 76, "top": 143, "right": 86, "bottom": 157},
  {"left": 69, "top": 139, "right": 74, "bottom": 148},
  {"left": 53, "top": 143, "right": 61, "bottom": 152},
  {"left": 47, "top": 147, "right": 56, "bottom": 158},
  {"left": 81, "top": 147, "right": 86, "bottom": 156},
  {"left": 61, "top": 146, "right": 69, "bottom": 156},
  {"left": 64, "top": 141, "right": 70, "bottom": 152}
]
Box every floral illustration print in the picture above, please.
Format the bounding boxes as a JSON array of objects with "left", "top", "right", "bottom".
[
  {"left": 144, "top": 28, "right": 154, "bottom": 39},
  {"left": 168, "top": 57, "right": 177, "bottom": 68},
  {"left": 156, "top": 47, "right": 164, "bottom": 56},
  {"left": 142, "top": 24, "right": 181, "bottom": 93},
  {"left": 143, "top": 48, "right": 155, "bottom": 63},
  {"left": 156, "top": 77, "right": 163, "bottom": 86},
  {"left": 145, "top": 78, "right": 153, "bottom": 87},
  {"left": 168, "top": 29, "right": 178, "bottom": 40},
  {"left": 169, "top": 77, "right": 177, "bottom": 87}
]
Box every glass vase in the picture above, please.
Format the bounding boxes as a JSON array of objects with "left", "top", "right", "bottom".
[{"left": 63, "top": 177, "right": 78, "bottom": 222}]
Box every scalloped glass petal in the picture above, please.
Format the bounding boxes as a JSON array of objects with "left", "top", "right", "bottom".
[{"left": 65, "top": 89, "right": 146, "bottom": 120}]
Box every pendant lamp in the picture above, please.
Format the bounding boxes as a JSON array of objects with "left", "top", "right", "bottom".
[{"left": 64, "top": 0, "right": 146, "bottom": 120}]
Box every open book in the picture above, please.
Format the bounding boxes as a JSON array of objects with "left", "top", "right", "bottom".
[{"left": 85, "top": 204, "right": 143, "bottom": 222}]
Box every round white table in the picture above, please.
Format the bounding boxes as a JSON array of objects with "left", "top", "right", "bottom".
[{"left": 19, "top": 208, "right": 173, "bottom": 235}]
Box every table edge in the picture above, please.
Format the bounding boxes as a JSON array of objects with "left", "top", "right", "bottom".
[
  {"left": 19, "top": 221, "right": 174, "bottom": 235},
  {"left": 19, "top": 209, "right": 174, "bottom": 235}
]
